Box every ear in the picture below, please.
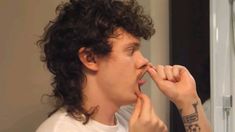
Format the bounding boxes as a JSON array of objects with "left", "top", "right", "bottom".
[{"left": 78, "top": 47, "right": 98, "bottom": 71}]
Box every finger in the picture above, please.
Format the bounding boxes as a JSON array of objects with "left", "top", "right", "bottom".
[
  {"left": 138, "top": 93, "right": 152, "bottom": 120},
  {"left": 172, "top": 65, "right": 180, "bottom": 81},
  {"left": 164, "top": 65, "right": 175, "bottom": 82},
  {"left": 147, "top": 67, "right": 174, "bottom": 92},
  {"left": 173, "top": 65, "right": 187, "bottom": 75},
  {"left": 155, "top": 65, "right": 167, "bottom": 80},
  {"left": 173, "top": 65, "right": 194, "bottom": 82},
  {"left": 151, "top": 106, "right": 160, "bottom": 122},
  {"left": 163, "top": 126, "right": 169, "bottom": 132},
  {"left": 159, "top": 121, "right": 168, "bottom": 132},
  {"left": 147, "top": 67, "right": 162, "bottom": 83},
  {"left": 130, "top": 98, "right": 142, "bottom": 123},
  {"left": 150, "top": 112, "right": 168, "bottom": 132}
]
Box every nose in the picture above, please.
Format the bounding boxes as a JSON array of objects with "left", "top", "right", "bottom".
[{"left": 135, "top": 51, "right": 149, "bottom": 69}]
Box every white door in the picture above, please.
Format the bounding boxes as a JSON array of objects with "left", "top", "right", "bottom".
[{"left": 210, "top": 0, "right": 235, "bottom": 132}]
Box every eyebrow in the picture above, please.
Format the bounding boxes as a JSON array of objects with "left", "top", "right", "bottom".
[{"left": 125, "top": 42, "right": 141, "bottom": 49}]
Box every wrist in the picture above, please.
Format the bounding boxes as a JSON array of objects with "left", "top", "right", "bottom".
[{"left": 174, "top": 95, "right": 201, "bottom": 111}]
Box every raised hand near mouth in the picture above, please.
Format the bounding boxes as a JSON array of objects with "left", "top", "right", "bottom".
[{"left": 147, "top": 65, "right": 212, "bottom": 132}]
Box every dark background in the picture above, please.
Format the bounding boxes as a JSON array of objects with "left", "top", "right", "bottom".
[{"left": 169, "top": 0, "right": 210, "bottom": 131}]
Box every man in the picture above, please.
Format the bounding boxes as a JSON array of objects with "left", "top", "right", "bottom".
[{"left": 37, "top": 0, "right": 211, "bottom": 131}]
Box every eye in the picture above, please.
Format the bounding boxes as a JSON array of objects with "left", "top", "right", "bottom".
[
  {"left": 130, "top": 48, "right": 135, "bottom": 54},
  {"left": 126, "top": 44, "right": 140, "bottom": 56},
  {"left": 127, "top": 47, "right": 136, "bottom": 55}
]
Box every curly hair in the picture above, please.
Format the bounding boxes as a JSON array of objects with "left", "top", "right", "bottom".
[{"left": 38, "top": 0, "right": 155, "bottom": 124}]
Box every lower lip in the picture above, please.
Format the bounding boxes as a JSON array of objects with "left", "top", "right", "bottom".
[
  {"left": 138, "top": 80, "right": 146, "bottom": 86},
  {"left": 135, "top": 80, "right": 146, "bottom": 95}
]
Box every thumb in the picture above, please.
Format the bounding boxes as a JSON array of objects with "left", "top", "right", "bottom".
[{"left": 129, "top": 97, "right": 141, "bottom": 124}]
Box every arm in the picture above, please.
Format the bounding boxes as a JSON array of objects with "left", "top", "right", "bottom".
[
  {"left": 147, "top": 65, "right": 211, "bottom": 132},
  {"left": 178, "top": 97, "right": 208, "bottom": 132}
]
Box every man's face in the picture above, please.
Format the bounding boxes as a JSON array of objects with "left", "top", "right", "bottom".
[{"left": 96, "top": 28, "right": 149, "bottom": 106}]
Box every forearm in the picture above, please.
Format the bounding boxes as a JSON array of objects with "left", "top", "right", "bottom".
[{"left": 176, "top": 97, "right": 212, "bottom": 132}]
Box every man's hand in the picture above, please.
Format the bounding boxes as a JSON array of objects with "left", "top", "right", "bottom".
[
  {"left": 129, "top": 93, "right": 168, "bottom": 132},
  {"left": 147, "top": 65, "right": 212, "bottom": 132},
  {"left": 147, "top": 65, "right": 199, "bottom": 108}
]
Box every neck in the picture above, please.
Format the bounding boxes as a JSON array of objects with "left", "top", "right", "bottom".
[{"left": 83, "top": 78, "right": 119, "bottom": 125}]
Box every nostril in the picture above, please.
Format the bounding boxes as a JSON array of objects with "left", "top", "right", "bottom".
[{"left": 139, "top": 63, "right": 148, "bottom": 69}]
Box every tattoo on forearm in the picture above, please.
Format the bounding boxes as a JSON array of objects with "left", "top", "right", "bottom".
[
  {"left": 179, "top": 101, "right": 201, "bottom": 132},
  {"left": 182, "top": 102, "right": 198, "bottom": 124}
]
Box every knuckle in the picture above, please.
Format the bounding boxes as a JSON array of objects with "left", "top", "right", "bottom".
[
  {"left": 156, "top": 65, "right": 164, "bottom": 70},
  {"left": 173, "top": 64, "right": 181, "bottom": 67},
  {"left": 149, "top": 119, "right": 157, "bottom": 126},
  {"left": 158, "top": 121, "right": 166, "bottom": 128},
  {"left": 174, "top": 64, "right": 185, "bottom": 69},
  {"left": 164, "top": 66, "right": 173, "bottom": 73},
  {"left": 152, "top": 119, "right": 158, "bottom": 126},
  {"left": 165, "top": 65, "right": 172, "bottom": 69},
  {"left": 172, "top": 65, "right": 179, "bottom": 70},
  {"left": 164, "top": 127, "right": 169, "bottom": 132},
  {"left": 161, "top": 125, "right": 168, "bottom": 132},
  {"left": 140, "top": 119, "right": 151, "bottom": 125}
]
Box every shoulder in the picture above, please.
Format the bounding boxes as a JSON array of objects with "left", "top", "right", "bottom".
[{"left": 36, "top": 109, "right": 86, "bottom": 132}]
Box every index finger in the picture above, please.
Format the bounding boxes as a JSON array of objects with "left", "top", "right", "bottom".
[
  {"left": 138, "top": 93, "right": 152, "bottom": 120},
  {"left": 130, "top": 97, "right": 141, "bottom": 123}
]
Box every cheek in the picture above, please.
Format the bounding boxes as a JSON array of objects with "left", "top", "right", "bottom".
[
  {"left": 108, "top": 59, "right": 135, "bottom": 74},
  {"left": 101, "top": 65, "right": 136, "bottom": 88},
  {"left": 99, "top": 57, "right": 137, "bottom": 85}
]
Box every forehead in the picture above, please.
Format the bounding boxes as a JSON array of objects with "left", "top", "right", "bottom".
[{"left": 108, "top": 28, "right": 140, "bottom": 47}]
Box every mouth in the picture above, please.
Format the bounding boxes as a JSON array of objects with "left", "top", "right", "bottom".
[
  {"left": 137, "top": 79, "right": 146, "bottom": 87},
  {"left": 137, "top": 70, "right": 147, "bottom": 91}
]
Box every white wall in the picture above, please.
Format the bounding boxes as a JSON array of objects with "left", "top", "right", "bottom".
[
  {"left": 0, "top": 0, "right": 170, "bottom": 131},
  {"left": 0, "top": 0, "right": 62, "bottom": 131}
]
